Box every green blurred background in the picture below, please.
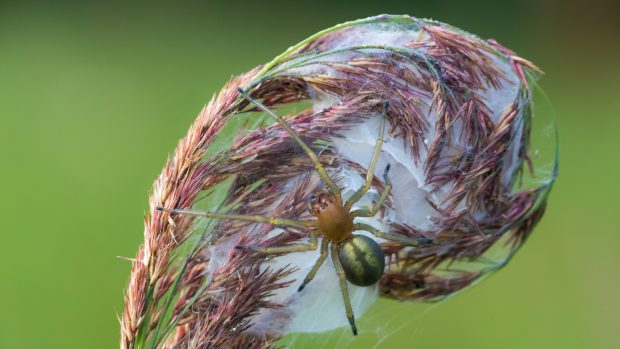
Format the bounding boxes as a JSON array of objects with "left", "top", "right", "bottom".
[{"left": 1, "top": 0, "right": 618, "bottom": 348}]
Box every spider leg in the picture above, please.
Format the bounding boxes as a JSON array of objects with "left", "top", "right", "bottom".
[
  {"left": 344, "top": 102, "right": 388, "bottom": 210},
  {"left": 236, "top": 229, "right": 319, "bottom": 254},
  {"left": 156, "top": 207, "right": 317, "bottom": 229},
  {"left": 351, "top": 163, "right": 392, "bottom": 217},
  {"left": 236, "top": 88, "right": 341, "bottom": 196},
  {"left": 354, "top": 223, "right": 432, "bottom": 246},
  {"left": 298, "top": 238, "right": 329, "bottom": 291},
  {"left": 331, "top": 243, "right": 358, "bottom": 336}
]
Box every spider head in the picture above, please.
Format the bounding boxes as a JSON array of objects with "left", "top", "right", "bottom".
[
  {"left": 308, "top": 193, "right": 338, "bottom": 216},
  {"left": 307, "top": 192, "right": 353, "bottom": 242}
]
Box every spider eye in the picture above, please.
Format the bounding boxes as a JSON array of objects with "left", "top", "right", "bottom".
[
  {"left": 313, "top": 193, "right": 335, "bottom": 209},
  {"left": 338, "top": 235, "right": 385, "bottom": 286}
]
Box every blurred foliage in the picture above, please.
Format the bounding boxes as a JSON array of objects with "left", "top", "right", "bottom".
[{"left": 0, "top": 0, "right": 618, "bottom": 348}]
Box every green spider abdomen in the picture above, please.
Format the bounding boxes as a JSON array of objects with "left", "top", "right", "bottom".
[{"left": 338, "top": 234, "right": 385, "bottom": 286}]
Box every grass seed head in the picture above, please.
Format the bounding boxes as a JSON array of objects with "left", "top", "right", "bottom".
[{"left": 121, "top": 14, "right": 556, "bottom": 348}]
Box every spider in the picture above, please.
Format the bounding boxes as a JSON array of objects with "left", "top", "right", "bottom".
[{"left": 157, "top": 88, "right": 430, "bottom": 335}]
